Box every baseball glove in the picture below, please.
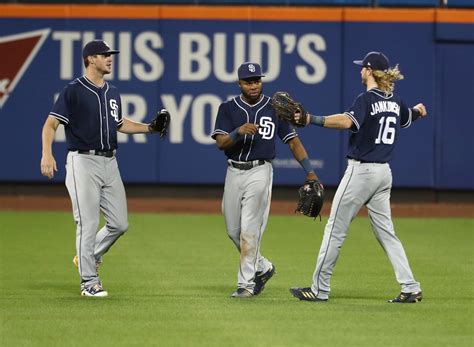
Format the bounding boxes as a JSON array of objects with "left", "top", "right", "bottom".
[
  {"left": 148, "top": 109, "right": 170, "bottom": 138},
  {"left": 271, "top": 91, "right": 307, "bottom": 127},
  {"left": 295, "top": 180, "right": 324, "bottom": 219}
]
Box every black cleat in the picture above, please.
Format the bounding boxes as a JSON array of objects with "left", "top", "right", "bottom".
[
  {"left": 388, "top": 291, "right": 423, "bottom": 303},
  {"left": 231, "top": 288, "right": 254, "bottom": 298},
  {"left": 253, "top": 265, "right": 276, "bottom": 295},
  {"left": 290, "top": 287, "right": 327, "bottom": 302}
]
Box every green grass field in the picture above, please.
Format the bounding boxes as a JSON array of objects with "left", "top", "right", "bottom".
[{"left": 1, "top": 211, "right": 472, "bottom": 346}]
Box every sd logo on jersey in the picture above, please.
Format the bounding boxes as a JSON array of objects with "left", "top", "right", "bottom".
[
  {"left": 110, "top": 99, "right": 119, "bottom": 122},
  {"left": 259, "top": 116, "right": 275, "bottom": 140},
  {"left": 0, "top": 29, "right": 50, "bottom": 109}
]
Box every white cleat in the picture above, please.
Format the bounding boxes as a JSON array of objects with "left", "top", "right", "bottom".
[{"left": 81, "top": 284, "right": 108, "bottom": 297}]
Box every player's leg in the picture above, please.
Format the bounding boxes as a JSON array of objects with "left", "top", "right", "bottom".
[
  {"left": 94, "top": 157, "right": 129, "bottom": 262},
  {"left": 238, "top": 163, "right": 273, "bottom": 291},
  {"left": 366, "top": 165, "right": 421, "bottom": 294},
  {"left": 255, "top": 173, "right": 273, "bottom": 275},
  {"left": 222, "top": 167, "right": 248, "bottom": 295},
  {"left": 253, "top": 170, "right": 276, "bottom": 296},
  {"left": 65, "top": 152, "right": 102, "bottom": 288},
  {"left": 222, "top": 167, "right": 243, "bottom": 250},
  {"left": 311, "top": 162, "right": 374, "bottom": 299}
]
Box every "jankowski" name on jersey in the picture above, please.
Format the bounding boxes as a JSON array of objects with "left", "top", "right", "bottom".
[{"left": 370, "top": 101, "right": 400, "bottom": 116}]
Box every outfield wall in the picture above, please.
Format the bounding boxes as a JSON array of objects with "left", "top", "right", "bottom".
[{"left": 0, "top": 5, "right": 473, "bottom": 188}]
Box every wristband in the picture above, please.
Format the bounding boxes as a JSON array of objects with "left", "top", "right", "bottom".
[
  {"left": 309, "top": 115, "right": 325, "bottom": 127},
  {"left": 298, "top": 157, "right": 315, "bottom": 175},
  {"left": 228, "top": 128, "right": 243, "bottom": 142}
]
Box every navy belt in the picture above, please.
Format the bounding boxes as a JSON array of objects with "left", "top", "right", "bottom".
[
  {"left": 228, "top": 160, "right": 267, "bottom": 170},
  {"left": 74, "top": 149, "right": 115, "bottom": 158},
  {"left": 348, "top": 157, "right": 386, "bottom": 164}
]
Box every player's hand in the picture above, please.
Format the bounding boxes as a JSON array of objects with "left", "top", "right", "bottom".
[
  {"left": 238, "top": 123, "right": 259, "bottom": 136},
  {"left": 306, "top": 171, "right": 318, "bottom": 182},
  {"left": 413, "top": 103, "right": 427, "bottom": 117},
  {"left": 41, "top": 154, "right": 57, "bottom": 179},
  {"left": 295, "top": 111, "right": 310, "bottom": 126}
]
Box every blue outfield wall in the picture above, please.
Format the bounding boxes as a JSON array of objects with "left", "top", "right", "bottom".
[{"left": 0, "top": 5, "right": 473, "bottom": 189}]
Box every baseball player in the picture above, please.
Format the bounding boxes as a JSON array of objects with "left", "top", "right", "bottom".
[
  {"left": 40, "top": 40, "right": 169, "bottom": 297},
  {"left": 290, "top": 52, "right": 427, "bottom": 303},
  {"left": 211, "top": 62, "right": 319, "bottom": 298}
]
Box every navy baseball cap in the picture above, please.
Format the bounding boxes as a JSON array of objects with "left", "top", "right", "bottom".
[
  {"left": 353, "top": 51, "right": 389, "bottom": 71},
  {"left": 82, "top": 40, "right": 120, "bottom": 59},
  {"left": 237, "top": 62, "right": 265, "bottom": 80}
]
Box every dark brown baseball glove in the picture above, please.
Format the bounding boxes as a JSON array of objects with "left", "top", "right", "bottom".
[
  {"left": 271, "top": 91, "right": 307, "bottom": 127},
  {"left": 148, "top": 109, "right": 170, "bottom": 138},
  {"left": 295, "top": 180, "right": 324, "bottom": 220}
]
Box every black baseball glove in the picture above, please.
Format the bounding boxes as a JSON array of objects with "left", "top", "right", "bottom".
[
  {"left": 295, "top": 180, "right": 324, "bottom": 220},
  {"left": 148, "top": 109, "right": 170, "bottom": 138},
  {"left": 271, "top": 91, "right": 307, "bottom": 127}
]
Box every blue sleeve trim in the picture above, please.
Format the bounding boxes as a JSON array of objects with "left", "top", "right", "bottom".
[
  {"left": 282, "top": 132, "right": 298, "bottom": 143},
  {"left": 50, "top": 112, "right": 68, "bottom": 124},
  {"left": 211, "top": 129, "right": 228, "bottom": 139},
  {"left": 344, "top": 112, "right": 359, "bottom": 132}
]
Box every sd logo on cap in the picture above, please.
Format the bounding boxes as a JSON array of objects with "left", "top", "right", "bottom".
[{"left": 237, "top": 62, "right": 266, "bottom": 80}]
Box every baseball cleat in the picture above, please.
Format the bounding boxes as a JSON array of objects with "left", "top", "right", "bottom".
[
  {"left": 81, "top": 284, "right": 108, "bottom": 297},
  {"left": 289, "top": 287, "right": 328, "bottom": 302},
  {"left": 231, "top": 288, "right": 254, "bottom": 298},
  {"left": 388, "top": 291, "right": 423, "bottom": 303},
  {"left": 253, "top": 265, "right": 276, "bottom": 295}
]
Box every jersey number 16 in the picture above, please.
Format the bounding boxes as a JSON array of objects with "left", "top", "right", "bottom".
[{"left": 375, "top": 116, "right": 396, "bottom": 145}]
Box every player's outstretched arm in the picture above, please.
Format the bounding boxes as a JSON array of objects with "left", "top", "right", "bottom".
[
  {"left": 41, "top": 115, "right": 60, "bottom": 179},
  {"left": 308, "top": 113, "right": 353, "bottom": 129},
  {"left": 118, "top": 117, "right": 151, "bottom": 134}
]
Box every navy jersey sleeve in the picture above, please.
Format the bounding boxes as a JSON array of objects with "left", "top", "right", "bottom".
[
  {"left": 211, "top": 103, "right": 232, "bottom": 139},
  {"left": 344, "top": 93, "right": 367, "bottom": 132},
  {"left": 50, "top": 85, "right": 71, "bottom": 124},
  {"left": 399, "top": 99, "right": 412, "bottom": 128},
  {"left": 277, "top": 118, "right": 298, "bottom": 144}
]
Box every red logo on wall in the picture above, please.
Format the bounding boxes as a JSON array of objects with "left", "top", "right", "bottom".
[{"left": 0, "top": 29, "right": 50, "bottom": 109}]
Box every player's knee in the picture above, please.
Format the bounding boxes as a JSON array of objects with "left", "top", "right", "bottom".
[
  {"left": 119, "top": 220, "right": 129, "bottom": 234},
  {"left": 226, "top": 228, "right": 240, "bottom": 244},
  {"left": 80, "top": 220, "right": 100, "bottom": 233},
  {"left": 240, "top": 233, "right": 258, "bottom": 252},
  {"left": 112, "top": 220, "right": 129, "bottom": 235}
]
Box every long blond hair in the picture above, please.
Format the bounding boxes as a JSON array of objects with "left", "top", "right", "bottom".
[{"left": 372, "top": 64, "right": 404, "bottom": 93}]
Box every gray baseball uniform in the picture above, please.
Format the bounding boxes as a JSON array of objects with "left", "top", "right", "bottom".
[
  {"left": 312, "top": 160, "right": 420, "bottom": 300},
  {"left": 223, "top": 161, "right": 273, "bottom": 289},
  {"left": 51, "top": 74, "right": 127, "bottom": 291},
  {"left": 42, "top": 40, "right": 164, "bottom": 297},
  {"left": 212, "top": 94, "right": 297, "bottom": 293},
  {"left": 291, "top": 52, "right": 424, "bottom": 303},
  {"left": 65, "top": 151, "right": 128, "bottom": 287}
]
